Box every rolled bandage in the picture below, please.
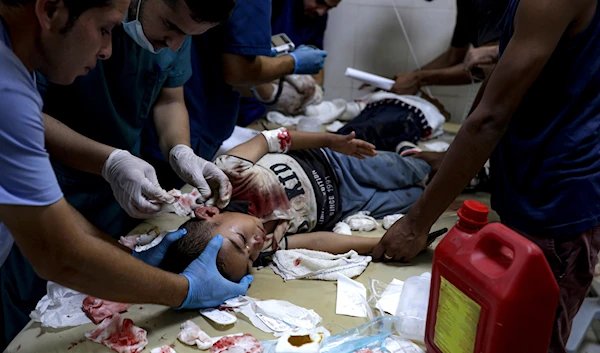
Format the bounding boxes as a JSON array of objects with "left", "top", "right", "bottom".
[{"left": 261, "top": 128, "right": 292, "bottom": 153}]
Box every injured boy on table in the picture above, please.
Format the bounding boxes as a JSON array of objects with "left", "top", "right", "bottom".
[{"left": 159, "top": 128, "right": 434, "bottom": 282}]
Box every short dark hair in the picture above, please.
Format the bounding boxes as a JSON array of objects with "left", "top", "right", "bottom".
[
  {"left": 162, "top": 0, "right": 236, "bottom": 23},
  {"left": 1, "top": 0, "right": 114, "bottom": 32},
  {"left": 159, "top": 218, "right": 231, "bottom": 279}
]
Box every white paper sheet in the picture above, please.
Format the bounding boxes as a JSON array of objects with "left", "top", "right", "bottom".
[
  {"left": 335, "top": 274, "right": 367, "bottom": 318},
  {"left": 345, "top": 68, "right": 395, "bottom": 91},
  {"left": 224, "top": 296, "right": 322, "bottom": 336},
  {"left": 376, "top": 279, "right": 405, "bottom": 315}
]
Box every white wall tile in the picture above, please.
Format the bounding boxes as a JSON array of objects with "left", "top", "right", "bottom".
[
  {"left": 405, "top": 8, "right": 455, "bottom": 70},
  {"left": 323, "top": 2, "right": 358, "bottom": 88},
  {"left": 352, "top": 5, "right": 411, "bottom": 77},
  {"left": 323, "top": 0, "right": 472, "bottom": 113}
]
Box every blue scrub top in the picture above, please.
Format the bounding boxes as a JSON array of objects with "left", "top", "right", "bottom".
[
  {"left": 142, "top": 0, "right": 272, "bottom": 167},
  {"left": 0, "top": 18, "right": 63, "bottom": 267},
  {"left": 238, "top": 0, "right": 329, "bottom": 127},
  {"left": 37, "top": 26, "right": 192, "bottom": 237}
]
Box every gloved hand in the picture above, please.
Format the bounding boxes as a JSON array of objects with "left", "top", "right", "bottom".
[
  {"left": 102, "top": 149, "right": 174, "bottom": 219},
  {"left": 132, "top": 228, "right": 187, "bottom": 267},
  {"left": 289, "top": 45, "right": 328, "bottom": 75},
  {"left": 169, "top": 145, "right": 232, "bottom": 209},
  {"left": 176, "top": 235, "right": 254, "bottom": 309}
]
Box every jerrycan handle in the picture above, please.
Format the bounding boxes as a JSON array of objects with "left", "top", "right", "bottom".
[{"left": 471, "top": 226, "right": 521, "bottom": 279}]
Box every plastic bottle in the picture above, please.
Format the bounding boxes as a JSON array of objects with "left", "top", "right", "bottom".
[
  {"left": 394, "top": 272, "right": 432, "bottom": 343},
  {"left": 426, "top": 201, "right": 559, "bottom": 353}
]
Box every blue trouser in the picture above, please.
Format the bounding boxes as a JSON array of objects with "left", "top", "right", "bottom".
[
  {"left": 0, "top": 245, "right": 47, "bottom": 350},
  {"left": 325, "top": 150, "right": 431, "bottom": 219}
]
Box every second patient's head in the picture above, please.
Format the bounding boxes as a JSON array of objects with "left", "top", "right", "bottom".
[{"left": 159, "top": 207, "right": 266, "bottom": 282}]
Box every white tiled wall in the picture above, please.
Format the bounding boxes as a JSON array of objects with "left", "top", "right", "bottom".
[{"left": 322, "top": 0, "right": 477, "bottom": 123}]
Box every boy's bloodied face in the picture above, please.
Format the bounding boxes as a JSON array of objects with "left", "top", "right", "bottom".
[{"left": 194, "top": 207, "right": 267, "bottom": 282}]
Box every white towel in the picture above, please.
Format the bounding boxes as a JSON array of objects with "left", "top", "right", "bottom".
[{"left": 269, "top": 249, "right": 371, "bottom": 281}]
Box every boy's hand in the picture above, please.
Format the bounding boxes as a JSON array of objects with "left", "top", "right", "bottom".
[{"left": 329, "top": 132, "right": 377, "bottom": 159}]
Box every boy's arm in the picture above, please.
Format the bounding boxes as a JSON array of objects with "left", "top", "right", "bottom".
[
  {"left": 287, "top": 232, "right": 379, "bottom": 255},
  {"left": 226, "top": 130, "right": 376, "bottom": 164}
]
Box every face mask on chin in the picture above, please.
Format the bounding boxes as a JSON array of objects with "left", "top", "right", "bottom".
[{"left": 122, "top": 0, "right": 163, "bottom": 54}]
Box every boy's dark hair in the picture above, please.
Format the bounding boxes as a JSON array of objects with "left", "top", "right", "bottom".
[
  {"left": 162, "top": 0, "right": 236, "bottom": 23},
  {"left": 2, "top": 0, "right": 114, "bottom": 33},
  {"left": 159, "top": 218, "right": 230, "bottom": 278}
]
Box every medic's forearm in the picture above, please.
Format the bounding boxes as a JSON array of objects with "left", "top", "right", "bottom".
[
  {"left": 223, "top": 54, "right": 295, "bottom": 86},
  {"left": 66, "top": 202, "right": 131, "bottom": 253},
  {"left": 152, "top": 87, "right": 191, "bottom": 160},
  {"left": 43, "top": 113, "right": 115, "bottom": 175},
  {"left": 1, "top": 200, "right": 189, "bottom": 307},
  {"left": 50, "top": 234, "right": 188, "bottom": 307},
  {"left": 407, "top": 108, "right": 508, "bottom": 232}
]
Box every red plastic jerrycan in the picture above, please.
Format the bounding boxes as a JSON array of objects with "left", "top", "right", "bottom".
[{"left": 425, "top": 200, "right": 559, "bottom": 353}]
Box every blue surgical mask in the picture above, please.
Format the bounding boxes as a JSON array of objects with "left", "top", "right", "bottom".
[{"left": 122, "top": 0, "right": 163, "bottom": 54}]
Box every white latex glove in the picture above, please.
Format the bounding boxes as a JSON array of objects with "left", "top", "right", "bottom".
[
  {"left": 169, "top": 144, "right": 232, "bottom": 208},
  {"left": 102, "top": 149, "right": 174, "bottom": 219}
]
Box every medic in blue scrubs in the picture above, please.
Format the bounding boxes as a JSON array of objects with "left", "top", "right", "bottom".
[
  {"left": 39, "top": 0, "right": 235, "bottom": 236},
  {"left": 0, "top": 0, "right": 251, "bottom": 349},
  {"left": 238, "top": 0, "right": 342, "bottom": 127},
  {"left": 143, "top": 0, "right": 330, "bottom": 189}
]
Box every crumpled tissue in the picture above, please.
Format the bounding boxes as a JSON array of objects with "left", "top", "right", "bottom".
[
  {"left": 119, "top": 228, "right": 178, "bottom": 252},
  {"left": 30, "top": 282, "right": 91, "bottom": 328},
  {"left": 333, "top": 222, "right": 352, "bottom": 235},
  {"left": 383, "top": 214, "right": 404, "bottom": 230},
  {"left": 223, "top": 296, "right": 322, "bottom": 336},
  {"left": 343, "top": 211, "right": 379, "bottom": 232}
]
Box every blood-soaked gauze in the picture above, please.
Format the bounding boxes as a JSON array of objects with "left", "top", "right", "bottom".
[{"left": 261, "top": 128, "right": 292, "bottom": 153}]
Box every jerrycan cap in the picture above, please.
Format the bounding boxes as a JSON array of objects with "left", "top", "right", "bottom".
[{"left": 457, "top": 200, "right": 489, "bottom": 228}]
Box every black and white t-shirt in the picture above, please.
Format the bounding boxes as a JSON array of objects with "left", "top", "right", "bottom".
[{"left": 215, "top": 148, "right": 340, "bottom": 254}]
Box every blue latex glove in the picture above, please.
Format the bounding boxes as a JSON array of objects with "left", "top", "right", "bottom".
[
  {"left": 176, "top": 235, "right": 254, "bottom": 309},
  {"left": 132, "top": 228, "right": 187, "bottom": 267},
  {"left": 289, "top": 45, "right": 328, "bottom": 75}
]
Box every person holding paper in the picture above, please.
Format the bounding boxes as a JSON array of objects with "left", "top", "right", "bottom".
[{"left": 389, "top": 0, "right": 508, "bottom": 95}]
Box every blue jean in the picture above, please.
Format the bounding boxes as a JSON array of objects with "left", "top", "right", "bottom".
[{"left": 325, "top": 150, "right": 431, "bottom": 219}]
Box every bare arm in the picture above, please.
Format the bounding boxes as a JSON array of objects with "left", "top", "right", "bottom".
[
  {"left": 422, "top": 46, "right": 469, "bottom": 70},
  {"left": 226, "top": 131, "right": 376, "bottom": 163},
  {"left": 287, "top": 232, "right": 379, "bottom": 255},
  {"left": 391, "top": 47, "right": 471, "bottom": 94},
  {"left": 152, "top": 86, "right": 191, "bottom": 159},
  {"left": 417, "top": 63, "right": 475, "bottom": 86},
  {"left": 375, "top": 0, "right": 586, "bottom": 261},
  {"left": 0, "top": 200, "right": 187, "bottom": 306},
  {"left": 224, "top": 54, "right": 295, "bottom": 87},
  {"left": 43, "top": 113, "right": 115, "bottom": 175},
  {"left": 66, "top": 202, "right": 131, "bottom": 252}
]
